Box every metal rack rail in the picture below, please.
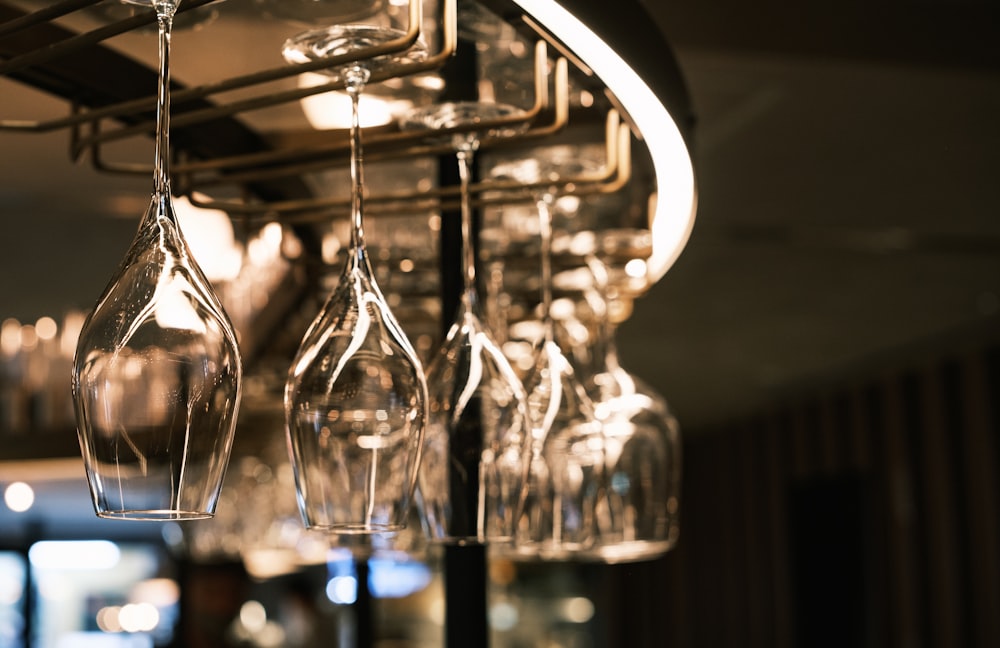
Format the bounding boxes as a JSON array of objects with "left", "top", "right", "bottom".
[{"left": 0, "top": 0, "right": 627, "bottom": 223}]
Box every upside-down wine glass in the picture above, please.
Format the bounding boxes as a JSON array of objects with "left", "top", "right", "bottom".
[
  {"left": 282, "top": 18, "right": 430, "bottom": 534},
  {"left": 260, "top": 0, "right": 385, "bottom": 27},
  {"left": 493, "top": 156, "right": 608, "bottom": 559},
  {"left": 398, "top": 101, "right": 533, "bottom": 544},
  {"left": 72, "top": 0, "right": 243, "bottom": 520},
  {"left": 580, "top": 256, "right": 681, "bottom": 561}
]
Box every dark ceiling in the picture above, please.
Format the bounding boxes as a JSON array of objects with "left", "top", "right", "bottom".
[
  {"left": 616, "top": 0, "right": 1000, "bottom": 429},
  {"left": 1, "top": 0, "right": 998, "bottom": 441}
]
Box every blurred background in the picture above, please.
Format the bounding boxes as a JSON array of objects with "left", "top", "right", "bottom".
[{"left": 1, "top": 0, "right": 998, "bottom": 646}]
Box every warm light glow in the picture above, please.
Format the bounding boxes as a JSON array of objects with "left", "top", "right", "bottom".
[
  {"left": 242, "top": 547, "right": 301, "bottom": 580},
  {"left": 299, "top": 72, "right": 414, "bottom": 129},
  {"left": 510, "top": 0, "right": 697, "bottom": 281},
  {"left": 96, "top": 606, "right": 124, "bottom": 632},
  {"left": 3, "top": 481, "right": 34, "bottom": 512},
  {"left": 153, "top": 278, "right": 209, "bottom": 333},
  {"left": 260, "top": 221, "right": 285, "bottom": 250},
  {"left": 559, "top": 596, "right": 595, "bottom": 623},
  {"left": 239, "top": 600, "right": 268, "bottom": 633},
  {"left": 549, "top": 297, "right": 576, "bottom": 321},
  {"left": 131, "top": 578, "right": 181, "bottom": 608},
  {"left": 322, "top": 230, "right": 343, "bottom": 264},
  {"left": 118, "top": 602, "right": 160, "bottom": 632},
  {"left": 490, "top": 601, "right": 520, "bottom": 631},
  {"left": 428, "top": 597, "right": 446, "bottom": 625},
  {"left": 552, "top": 267, "right": 595, "bottom": 291},
  {"left": 19, "top": 324, "right": 37, "bottom": 351},
  {"left": 60, "top": 310, "right": 86, "bottom": 358},
  {"left": 173, "top": 194, "right": 243, "bottom": 282},
  {"left": 34, "top": 316, "right": 58, "bottom": 341},
  {"left": 624, "top": 258, "right": 647, "bottom": 278},
  {"left": 1, "top": 318, "right": 21, "bottom": 356}
]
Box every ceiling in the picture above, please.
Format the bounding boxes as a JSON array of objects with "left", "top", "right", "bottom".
[
  {"left": 0, "top": 0, "right": 999, "bottom": 511},
  {"left": 620, "top": 0, "right": 1000, "bottom": 427}
]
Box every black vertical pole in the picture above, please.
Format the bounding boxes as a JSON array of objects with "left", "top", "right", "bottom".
[
  {"left": 438, "top": 142, "right": 491, "bottom": 648},
  {"left": 20, "top": 544, "right": 33, "bottom": 648},
  {"left": 354, "top": 559, "right": 374, "bottom": 648},
  {"left": 444, "top": 543, "right": 489, "bottom": 646},
  {"left": 437, "top": 36, "right": 490, "bottom": 648}
]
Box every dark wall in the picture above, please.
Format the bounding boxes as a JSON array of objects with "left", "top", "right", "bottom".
[{"left": 616, "top": 343, "right": 1000, "bottom": 647}]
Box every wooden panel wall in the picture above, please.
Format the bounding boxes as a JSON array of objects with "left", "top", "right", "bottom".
[{"left": 636, "top": 343, "right": 1000, "bottom": 648}]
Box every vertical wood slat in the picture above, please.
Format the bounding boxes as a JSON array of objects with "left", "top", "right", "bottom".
[
  {"left": 683, "top": 432, "right": 724, "bottom": 648},
  {"left": 718, "top": 429, "right": 748, "bottom": 646},
  {"left": 880, "top": 373, "right": 922, "bottom": 648},
  {"left": 675, "top": 340, "right": 999, "bottom": 648},
  {"left": 847, "top": 384, "right": 873, "bottom": 473},
  {"left": 665, "top": 520, "right": 691, "bottom": 648},
  {"left": 855, "top": 384, "right": 889, "bottom": 648},
  {"left": 817, "top": 393, "right": 841, "bottom": 475},
  {"left": 765, "top": 413, "right": 792, "bottom": 648},
  {"left": 917, "top": 365, "right": 963, "bottom": 648},
  {"left": 739, "top": 420, "right": 767, "bottom": 648},
  {"left": 666, "top": 420, "right": 691, "bottom": 647},
  {"left": 960, "top": 352, "right": 1000, "bottom": 647},
  {"left": 788, "top": 405, "right": 811, "bottom": 479}
]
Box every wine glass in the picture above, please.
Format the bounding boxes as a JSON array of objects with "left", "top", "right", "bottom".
[
  {"left": 72, "top": 0, "right": 243, "bottom": 520},
  {"left": 259, "top": 0, "right": 385, "bottom": 27},
  {"left": 282, "top": 16, "right": 430, "bottom": 534},
  {"left": 398, "top": 101, "right": 533, "bottom": 544},
  {"left": 578, "top": 257, "right": 681, "bottom": 561},
  {"left": 489, "top": 155, "right": 609, "bottom": 559},
  {"left": 88, "top": 0, "right": 224, "bottom": 32}
]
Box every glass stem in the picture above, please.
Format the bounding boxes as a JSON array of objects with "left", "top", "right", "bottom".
[
  {"left": 537, "top": 192, "right": 555, "bottom": 343},
  {"left": 345, "top": 65, "right": 371, "bottom": 256},
  {"left": 456, "top": 147, "right": 478, "bottom": 309},
  {"left": 153, "top": 2, "right": 176, "bottom": 199}
]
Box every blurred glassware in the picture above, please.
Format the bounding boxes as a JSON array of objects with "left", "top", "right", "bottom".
[
  {"left": 489, "top": 155, "right": 608, "bottom": 560},
  {"left": 399, "top": 101, "right": 532, "bottom": 544},
  {"left": 574, "top": 257, "right": 682, "bottom": 562},
  {"left": 72, "top": 0, "right": 242, "bottom": 520}
]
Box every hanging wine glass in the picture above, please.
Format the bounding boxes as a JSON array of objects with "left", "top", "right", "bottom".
[
  {"left": 488, "top": 155, "right": 609, "bottom": 559},
  {"left": 398, "top": 101, "right": 533, "bottom": 544},
  {"left": 258, "top": 0, "right": 386, "bottom": 28},
  {"left": 577, "top": 256, "right": 682, "bottom": 562},
  {"left": 282, "top": 15, "right": 430, "bottom": 534},
  {"left": 72, "top": 0, "right": 242, "bottom": 520},
  {"left": 88, "top": 0, "right": 225, "bottom": 32}
]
